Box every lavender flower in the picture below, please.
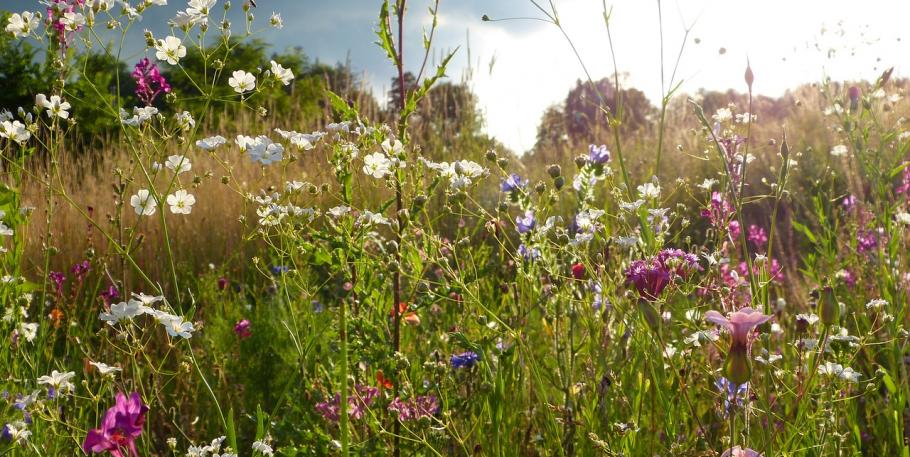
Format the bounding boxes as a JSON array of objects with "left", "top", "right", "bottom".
[
  {"left": 500, "top": 173, "right": 525, "bottom": 193},
  {"left": 715, "top": 377, "right": 748, "bottom": 416},
  {"left": 388, "top": 395, "right": 439, "bottom": 422},
  {"left": 588, "top": 144, "right": 611, "bottom": 165},
  {"left": 515, "top": 210, "right": 535, "bottom": 234},
  {"left": 518, "top": 243, "right": 540, "bottom": 262}
]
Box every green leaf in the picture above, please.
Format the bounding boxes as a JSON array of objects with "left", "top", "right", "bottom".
[
  {"left": 790, "top": 219, "right": 817, "bottom": 244},
  {"left": 374, "top": 0, "right": 398, "bottom": 66}
]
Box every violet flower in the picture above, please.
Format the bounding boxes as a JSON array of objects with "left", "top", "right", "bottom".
[{"left": 82, "top": 392, "right": 148, "bottom": 457}]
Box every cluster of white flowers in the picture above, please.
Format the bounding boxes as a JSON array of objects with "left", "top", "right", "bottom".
[
  {"left": 5, "top": 11, "right": 40, "bottom": 38},
  {"left": 830, "top": 144, "right": 848, "bottom": 157},
  {"left": 0, "top": 117, "right": 31, "bottom": 144},
  {"left": 99, "top": 292, "right": 195, "bottom": 339},
  {"left": 185, "top": 436, "right": 235, "bottom": 457},
  {"left": 236, "top": 135, "right": 284, "bottom": 165},
  {"left": 121, "top": 106, "right": 159, "bottom": 127},
  {"left": 252, "top": 192, "right": 317, "bottom": 227},
  {"left": 420, "top": 158, "right": 487, "bottom": 190},
  {"left": 274, "top": 128, "right": 324, "bottom": 150},
  {"left": 363, "top": 139, "right": 407, "bottom": 179},
  {"left": 171, "top": 0, "right": 217, "bottom": 29},
  {"left": 818, "top": 362, "right": 861, "bottom": 383}
]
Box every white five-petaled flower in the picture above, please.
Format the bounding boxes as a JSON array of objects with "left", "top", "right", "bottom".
[
  {"left": 831, "top": 144, "right": 848, "bottom": 157},
  {"left": 229, "top": 70, "right": 256, "bottom": 94},
  {"left": 159, "top": 314, "right": 194, "bottom": 339},
  {"left": 165, "top": 154, "right": 192, "bottom": 174},
  {"left": 381, "top": 138, "right": 403, "bottom": 155},
  {"left": 155, "top": 36, "right": 187, "bottom": 65},
  {"left": 363, "top": 152, "right": 392, "bottom": 179},
  {"left": 37, "top": 370, "right": 76, "bottom": 393},
  {"left": 130, "top": 189, "right": 157, "bottom": 216},
  {"left": 166, "top": 189, "right": 196, "bottom": 214},
  {"left": 0, "top": 120, "right": 30, "bottom": 144},
  {"left": 269, "top": 12, "right": 283, "bottom": 28},
  {"left": 270, "top": 60, "right": 294, "bottom": 85},
  {"left": 252, "top": 440, "right": 274, "bottom": 456},
  {"left": 236, "top": 135, "right": 283, "bottom": 165},
  {"left": 60, "top": 11, "right": 85, "bottom": 31},
  {"left": 37, "top": 94, "right": 71, "bottom": 119},
  {"left": 637, "top": 182, "right": 661, "bottom": 199},
  {"left": 5, "top": 11, "right": 40, "bottom": 38},
  {"left": 196, "top": 135, "right": 227, "bottom": 150},
  {"left": 99, "top": 300, "right": 147, "bottom": 324},
  {"left": 89, "top": 361, "right": 123, "bottom": 376},
  {"left": 818, "top": 362, "right": 861, "bottom": 383}
]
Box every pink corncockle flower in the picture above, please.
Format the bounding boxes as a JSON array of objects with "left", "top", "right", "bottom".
[
  {"left": 82, "top": 392, "right": 148, "bottom": 457},
  {"left": 722, "top": 446, "right": 762, "bottom": 457},
  {"left": 131, "top": 58, "right": 171, "bottom": 105},
  {"left": 234, "top": 319, "right": 251, "bottom": 339},
  {"left": 705, "top": 307, "right": 772, "bottom": 385}
]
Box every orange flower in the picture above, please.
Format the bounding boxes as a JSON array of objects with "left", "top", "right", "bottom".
[
  {"left": 376, "top": 369, "right": 393, "bottom": 390},
  {"left": 49, "top": 308, "right": 64, "bottom": 328}
]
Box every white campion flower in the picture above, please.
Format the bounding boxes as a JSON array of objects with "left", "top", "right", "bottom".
[
  {"left": 18, "top": 322, "right": 38, "bottom": 342},
  {"left": 155, "top": 36, "right": 187, "bottom": 65},
  {"left": 269, "top": 12, "right": 283, "bottom": 28},
  {"left": 0, "top": 120, "right": 30, "bottom": 144},
  {"left": 5, "top": 11, "right": 40, "bottom": 38},
  {"left": 327, "top": 206, "right": 351, "bottom": 218},
  {"left": 60, "top": 11, "right": 85, "bottom": 31},
  {"left": 166, "top": 189, "right": 196, "bottom": 214},
  {"left": 147, "top": 0, "right": 168, "bottom": 5},
  {"left": 3, "top": 421, "right": 30, "bottom": 444},
  {"left": 269, "top": 60, "right": 294, "bottom": 85},
  {"left": 131, "top": 292, "right": 164, "bottom": 306},
  {"left": 712, "top": 107, "right": 733, "bottom": 123},
  {"left": 89, "top": 361, "right": 122, "bottom": 376},
  {"left": 175, "top": 110, "right": 195, "bottom": 130},
  {"left": 381, "top": 138, "right": 403, "bottom": 155},
  {"left": 130, "top": 189, "right": 157, "bottom": 216},
  {"left": 0, "top": 222, "right": 13, "bottom": 237},
  {"left": 830, "top": 144, "right": 848, "bottom": 157},
  {"left": 36, "top": 94, "right": 71, "bottom": 119},
  {"left": 637, "top": 182, "right": 661, "bottom": 199},
  {"left": 165, "top": 154, "right": 192, "bottom": 174},
  {"left": 363, "top": 152, "right": 392, "bottom": 178},
  {"left": 698, "top": 178, "right": 717, "bottom": 190},
  {"left": 274, "top": 128, "right": 323, "bottom": 150},
  {"left": 252, "top": 440, "right": 274, "bottom": 456},
  {"left": 37, "top": 370, "right": 76, "bottom": 393},
  {"left": 99, "top": 300, "right": 147, "bottom": 324},
  {"left": 196, "top": 135, "right": 227, "bottom": 150},
  {"left": 158, "top": 314, "right": 194, "bottom": 339},
  {"left": 94, "top": 0, "right": 115, "bottom": 10},
  {"left": 229, "top": 70, "right": 256, "bottom": 94}
]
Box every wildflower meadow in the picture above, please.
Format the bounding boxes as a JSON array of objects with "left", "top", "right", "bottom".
[{"left": 1, "top": 0, "right": 909, "bottom": 455}]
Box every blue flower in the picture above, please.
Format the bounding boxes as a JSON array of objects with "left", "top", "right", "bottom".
[
  {"left": 588, "top": 144, "right": 611, "bottom": 165},
  {"left": 500, "top": 173, "right": 525, "bottom": 192},
  {"left": 271, "top": 265, "right": 290, "bottom": 275},
  {"left": 515, "top": 210, "right": 536, "bottom": 234},
  {"left": 450, "top": 351, "right": 480, "bottom": 369},
  {"left": 518, "top": 243, "right": 540, "bottom": 261},
  {"left": 715, "top": 377, "right": 748, "bottom": 416}
]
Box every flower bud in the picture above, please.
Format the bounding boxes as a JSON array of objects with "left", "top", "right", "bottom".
[
  {"left": 485, "top": 149, "right": 497, "bottom": 162},
  {"left": 547, "top": 164, "right": 561, "bottom": 178},
  {"left": 724, "top": 343, "right": 751, "bottom": 386},
  {"left": 819, "top": 286, "right": 839, "bottom": 326}
]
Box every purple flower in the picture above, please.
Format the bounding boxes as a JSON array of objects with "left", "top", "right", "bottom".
[
  {"left": 857, "top": 229, "right": 878, "bottom": 252},
  {"left": 82, "top": 392, "right": 148, "bottom": 457},
  {"left": 517, "top": 243, "right": 540, "bottom": 262},
  {"left": 131, "top": 58, "right": 171, "bottom": 105},
  {"left": 388, "top": 395, "right": 439, "bottom": 422},
  {"left": 234, "top": 319, "right": 251, "bottom": 339},
  {"left": 500, "top": 173, "right": 525, "bottom": 192},
  {"left": 588, "top": 144, "right": 611, "bottom": 165},
  {"left": 271, "top": 265, "right": 290, "bottom": 275},
  {"left": 515, "top": 210, "right": 535, "bottom": 234},
  {"left": 842, "top": 193, "right": 858, "bottom": 209},
  {"left": 48, "top": 271, "right": 66, "bottom": 296},
  {"left": 450, "top": 351, "right": 480, "bottom": 369},
  {"left": 217, "top": 277, "right": 229, "bottom": 290},
  {"left": 747, "top": 225, "right": 767, "bottom": 249},
  {"left": 100, "top": 285, "right": 120, "bottom": 307},
  {"left": 71, "top": 260, "right": 91, "bottom": 281},
  {"left": 314, "top": 384, "right": 379, "bottom": 423},
  {"left": 626, "top": 249, "right": 701, "bottom": 301},
  {"left": 715, "top": 377, "right": 748, "bottom": 416}
]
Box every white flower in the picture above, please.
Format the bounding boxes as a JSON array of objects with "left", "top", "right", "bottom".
[
  {"left": 0, "top": 120, "right": 31, "bottom": 144},
  {"left": 18, "top": 322, "right": 38, "bottom": 342},
  {"left": 830, "top": 144, "right": 848, "bottom": 157},
  {"left": 6, "top": 12, "right": 39, "bottom": 38},
  {"left": 130, "top": 189, "right": 157, "bottom": 216},
  {"left": 237, "top": 135, "right": 283, "bottom": 165},
  {"left": 164, "top": 154, "right": 192, "bottom": 174},
  {"left": 175, "top": 110, "right": 195, "bottom": 130},
  {"left": 270, "top": 60, "right": 294, "bottom": 85},
  {"left": 637, "top": 182, "right": 661, "bottom": 199},
  {"left": 131, "top": 292, "right": 164, "bottom": 306},
  {"left": 196, "top": 135, "right": 227, "bottom": 150},
  {"left": 358, "top": 210, "right": 390, "bottom": 226},
  {"left": 3, "top": 421, "right": 30, "bottom": 444},
  {"left": 818, "top": 362, "right": 860, "bottom": 383},
  {"left": 712, "top": 107, "right": 733, "bottom": 123},
  {"left": 252, "top": 440, "right": 274, "bottom": 456},
  {"left": 99, "top": 300, "right": 147, "bottom": 324},
  {"left": 37, "top": 94, "right": 71, "bottom": 119},
  {"left": 229, "top": 70, "right": 256, "bottom": 94},
  {"left": 166, "top": 189, "right": 196, "bottom": 214},
  {"left": 155, "top": 36, "right": 186, "bottom": 65},
  {"left": 274, "top": 128, "right": 323, "bottom": 150},
  {"left": 865, "top": 299, "right": 888, "bottom": 310},
  {"left": 60, "top": 11, "right": 85, "bottom": 31},
  {"left": 327, "top": 206, "right": 351, "bottom": 218},
  {"left": 896, "top": 212, "right": 910, "bottom": 225},
  {"left": 381, "top": 138, "right": 403, "bottom": 155},
  {"left": 89, "top": 361, "right": 122, "bottom": 376},
  {"left": 37, "top": 370, "right": 76, "bottom": 393},
  {"left": 187, "top": 0, "right": 216, "bottom": 18},
  {"left": 698, "top": 178, "right": 717, "bottom": 190},
  {"left": 363, "top": 152, "right": 392, "bottom": 179},
  {"left": 159, "top": 314, "right": 194, "bottom": 338},
  {"left": 269, "top": 12, "right": 283, "bottom": 28}
]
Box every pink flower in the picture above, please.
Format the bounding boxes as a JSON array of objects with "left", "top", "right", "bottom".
[
  {"left": 705, "top": 307, "right": 771, "bottom": 347},
  {"left": 234, "top": 319, "right": 251, "bottom": 339},
  {"left": 83, "top": 392, "right": 148, "bottom": 457},
  {"left": 721, "top": 446, "right": 762, "bottom": 457}
]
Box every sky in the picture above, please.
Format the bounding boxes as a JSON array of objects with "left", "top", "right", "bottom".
[{"left": 7, "top": 0, "right": 910, "bottom": 153}]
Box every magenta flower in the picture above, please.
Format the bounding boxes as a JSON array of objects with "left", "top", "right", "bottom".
[
  {"left": 82, "top": 392, "right": 148, "bottom": 457},
  {"left": 131, "top": 58, "right": 171, "bottom": 105},
  {"left": 234, "top": 319, "right": 251, "bottom": 339},
  {"left": 721, "top": 446, "right": 762, "bottom": 457},
  {"left": 626, "top": 249, "right": 701, "bottom": 301},
  {"left": 388, "top": 395, "right": 439, "bottom": 422}
]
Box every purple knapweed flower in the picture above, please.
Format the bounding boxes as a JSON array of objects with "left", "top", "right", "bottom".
[
  {"left": 388, "top": 395, "right": 439, "bottom": 422},
  {"left": 82, "top": 392, "right": 148, "bottom": 457}
]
